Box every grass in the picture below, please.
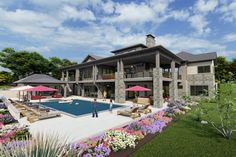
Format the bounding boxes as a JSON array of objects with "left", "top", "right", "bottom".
[
  {"left": 131, "top": 84, "right": 236, "bottom": 157},
  {"left": 0, "top": 85, "right": 13, "bottom": 90}
]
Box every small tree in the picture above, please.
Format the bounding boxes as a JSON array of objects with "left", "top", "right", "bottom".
[{"left": 205, "top": 83, "right": 236, "bottom": 139}]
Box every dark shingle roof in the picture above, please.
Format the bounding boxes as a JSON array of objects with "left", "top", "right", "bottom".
[
  {"left": 81, "top": 54, "right": 104, "bottom": 63},
  {"left": 176, "top": 51, "right": 217, "bottom": 62},
  {"left": 14, "top": 74, "right": 65, "bottom": 84},
  {"left": 111, "top": 44, "right": 147, "bottom": 54}
]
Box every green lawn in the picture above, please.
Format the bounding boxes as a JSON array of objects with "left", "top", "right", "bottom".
[{"left": 131, "top": 84, "right": 236, "bottom": 157}]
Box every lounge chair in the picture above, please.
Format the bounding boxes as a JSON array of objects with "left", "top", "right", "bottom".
[
  {"left": 117, "top": 107, "right": 140, "bottom": 119},
  {"left": 38, "top": 112, "right": 61, "bottom": 120},
  {"left": 137, "top": 104, "right": 152, "bottom": 114},
  {"left": 137, "top": 97, "right": 150, "bottom": 106}
]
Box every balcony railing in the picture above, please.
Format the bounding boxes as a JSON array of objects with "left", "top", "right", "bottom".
[
  {"left": 79, "top": 77, "right": 93, "bottom": 81},
  {"left": 124, "top": 71, "right": 153, "bottom": 78},
  {"left": 98, "top": 73, "right": 115, "bottom": 80}
]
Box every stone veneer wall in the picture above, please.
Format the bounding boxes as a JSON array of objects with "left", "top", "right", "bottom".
[
  {"left": 187, "top": 73, "right": 215, "bottom": 97},
  {"left": 115, "top": 72, "right": 126, "bottom": 103},
  {"left": 153, "top": 68, "right": 163, "bottom": 107},
  {"left": 169, "top": 71, "right": 178, "bottom": 100}
]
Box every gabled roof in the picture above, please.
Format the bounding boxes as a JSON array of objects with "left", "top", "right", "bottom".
[
  {"left": 14, "top": 74, "right": 65, "bottom": 84},
  {"left": 111, "top": 44, "right": 147, "bottom": 54},
  {"left": 176, "top": 51, "right": 217, "bottom": 62},
  {"left": 81, "top": 54, "right": 104, "bottom": 63}
]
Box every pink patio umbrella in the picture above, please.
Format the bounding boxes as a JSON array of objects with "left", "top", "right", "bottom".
[
  {"left": 126, "top": 85, "right": 151, "bottom": 100},
  {"left": 23, "top": 85, "right": 57, "bottom": 102},
  {"left": 126, "top": 85, "right": 151, "bottom": 92}
]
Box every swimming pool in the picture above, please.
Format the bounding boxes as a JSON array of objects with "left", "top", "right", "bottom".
[{"left": 41, "top": 99, "right": 123, "bottom": 117}]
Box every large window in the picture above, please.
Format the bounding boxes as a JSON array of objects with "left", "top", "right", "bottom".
[
  {"left": 190, "top": 86, "right": 208, "bottom": 96},
  {"left": 198, "top": 66, "right": 210, "bottom": 73}
]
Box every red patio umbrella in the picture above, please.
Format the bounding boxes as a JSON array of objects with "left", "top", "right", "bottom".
[
  {"left": 23, "top": 85, "right": 57, "bottom": 92},
  {"left": 126, "top": 85, "right": 151, "bottom": 91},
  {"left": 126, "top": 85, "right": 151, "bottom": 100},
  {"left": 23, "top": 85, "right": 57, "bottom": 102}
]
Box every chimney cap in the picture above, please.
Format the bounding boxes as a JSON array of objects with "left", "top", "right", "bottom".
[{"left": 146, "top": 34, "right": 155, "bottom": 38}]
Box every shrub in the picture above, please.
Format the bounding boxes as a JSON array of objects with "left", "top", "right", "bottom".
[
  {"left": 0, "top": 134, "right": 79, "bottom": 157},
  {"left": 0, "top": 114, "right": 15, "bottom": 124},
  {"left": 102, "top": 129, "right": 136, "bottom": 152}
]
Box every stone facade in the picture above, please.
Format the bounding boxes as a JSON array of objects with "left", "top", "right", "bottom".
[
  {"left": 153, "top": 68, "right": 163, "bottom": 107},
  {"left": 115, "top": 72, "right": 126, "bottom": 103},
  {"left": 169, "top": 71, "right": 178, "bottom": 100},
  {"left": 187, "top": 73, "right": 215, "bottom": 97}
]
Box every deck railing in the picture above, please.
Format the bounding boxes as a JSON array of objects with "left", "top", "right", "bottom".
[{"left": 124, "top": 71, "right": 153, "bottom": 78}]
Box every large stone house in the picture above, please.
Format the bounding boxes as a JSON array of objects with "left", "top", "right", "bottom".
[{"left": 61, "top": 34, "right": 217, "bottom": 107}]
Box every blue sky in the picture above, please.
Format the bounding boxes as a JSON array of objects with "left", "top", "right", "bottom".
[{"left": 0, "top": 0, "right": 235, "bottom": 66}]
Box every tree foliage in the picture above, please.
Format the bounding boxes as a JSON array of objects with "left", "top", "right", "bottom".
[
  {"left": 0, "top": 71, "right": 13, "bottom": 85},
  {"left": 0, "top": 48, "right": 76, "bottom": 81},
  {"left": 215, "top": 56, "right": 236, "bottom": 82}
]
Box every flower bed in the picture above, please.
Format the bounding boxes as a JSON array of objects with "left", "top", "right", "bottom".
[{"left": 0, "top": 104, "right": 29, "bottom": 145}]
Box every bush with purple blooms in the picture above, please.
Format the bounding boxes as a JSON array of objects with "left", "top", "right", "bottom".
[
  {"left": 0, "top": 113, "right": 15, "bottom": 124},
  {"left": 82, "top": 144, "right": 111, "bottom": 157},
  {"left": 0, "top": 103, "right": 6, "bottom": 109}
]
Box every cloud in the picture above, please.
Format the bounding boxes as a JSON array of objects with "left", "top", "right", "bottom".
[
  {"left": 23, "top": 46, "right": 51, "bottom": 54},
  {"left": 0, "top": 8, "right": 60, "bottom": 39},
  {"left": 218, "top": 1, "right": 236, "bottom": 22},
  {"left": 195, "top": 0, "right": 219, "bottom": 13},
  {"left": 188, "top": 14, "right": 211, "bottom": 35},
  {"left": 61, "top": 5, "right": 96, "bottom": 21},
  {"left": 223, "top": 33, "right": 236, "bottom": 42},
  {"left": 103, "top": 2, "right": 155, "bottom": 24},
  {"left": 157, "top": 34, "right": 226, "bottom": 54}
]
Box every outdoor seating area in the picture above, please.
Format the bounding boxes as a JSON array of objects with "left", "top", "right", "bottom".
[{"left": 9, "top": 99, "right": 60, "bottom": 123}]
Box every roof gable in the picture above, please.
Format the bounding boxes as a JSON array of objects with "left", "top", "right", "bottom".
[
  {"left": 81, "top": 54, "right": 103, "bottom": 63},
  {"left": 14, "top": 74, "right": 65, "bottom": 84},
  {"left": 177, "top": 51, "right": 217, "bottom": 62}
]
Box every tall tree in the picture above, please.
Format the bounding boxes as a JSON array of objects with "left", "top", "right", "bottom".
[
  {"left": 230, "top": 58, "right": 236, "bottom": 80},
  {"left": 0, "top": 71, "right": 13, "bottom": 85},
  {"left": 215, "top": 56, "right": 232, "bottom": 82},
  {"left": 0, "top": 49, "right": 50, "bottom": 79},
  {"left": 49, "top": 57, "right": 76, "bottom": 79}
]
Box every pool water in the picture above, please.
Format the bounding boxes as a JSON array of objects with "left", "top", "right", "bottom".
[{"left": 41, "top": 99, "right": 123, "bottom": 116}]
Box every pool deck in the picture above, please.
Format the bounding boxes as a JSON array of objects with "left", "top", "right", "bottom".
[{"left": 17, "top": 96, "right": 166, "bottom": 143}]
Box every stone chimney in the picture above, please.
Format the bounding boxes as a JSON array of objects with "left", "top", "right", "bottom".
[{"left": 146, "top": 34, "right": 155, "bottom": 48}]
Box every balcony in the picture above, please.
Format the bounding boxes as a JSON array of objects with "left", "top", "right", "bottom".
[
  {"left": 124, "top": 71, "right": 153, "bottom": 78},
  {"left": 98, "top": 73, "right": 115, "bottom": 80}
]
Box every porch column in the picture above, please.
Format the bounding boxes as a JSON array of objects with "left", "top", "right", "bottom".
[
  {"left": 115, "top": 59, "right": 125, "bottom": 103},
  {"left": 181, "top": 63, "right": 188, "bottom": 96},
  {"left": 81, "top": 84, "right": 85, "bottom": 97},
  {"left": 61, "top": 71, "right": 65, "bottom": 81},
  {"left": 153, "top": 52, "right": 163, "bottom": 107},
  {"left": 75, "top": 69, "right": 80, "bottom": 82},
  {"left": 96, "top": 84, "right": 103, "bottom": 99},
  {"left": 66, "top": 70, "right": 69, "bottom": 81},
  {"left": 169, "top": 60, "right": 178, "bottom": 100},
  {"left": 63, "top": 84, "right": 67, "bottom": 97}
]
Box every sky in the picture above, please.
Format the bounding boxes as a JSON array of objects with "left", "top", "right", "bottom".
[{"left": 0, "top": 0, "right": 235, "bottom": 66}]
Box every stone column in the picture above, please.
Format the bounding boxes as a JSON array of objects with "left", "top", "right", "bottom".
[
  {"left": 115, "top": 60, "right": 125, "bottom": 103},
  {"left": 153, "top": 52, "right": 163, "bottom": 108},
  {"left": 61, "top": 71, "right": 65, "bottom": 81},
  {"left": 63, "top": 84, "right": 67, "bottom": 97},
  {"left": 81, "top": 84, "right": 85, "bottom": 97},
  {"left": 96, "top": 84, "right": 103, "bottom": 99},
  {"left": 66, "top": 70, "right": 69, "bottom": 81},
  {"left": 181, "top": 63, "right": 188, "bottom": 96},
  {"left": 75, "top": 69, "right": 80, "bottom": 82},
  {"left": 169, "top": 60, "right": 178, "bottom": 100}
]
